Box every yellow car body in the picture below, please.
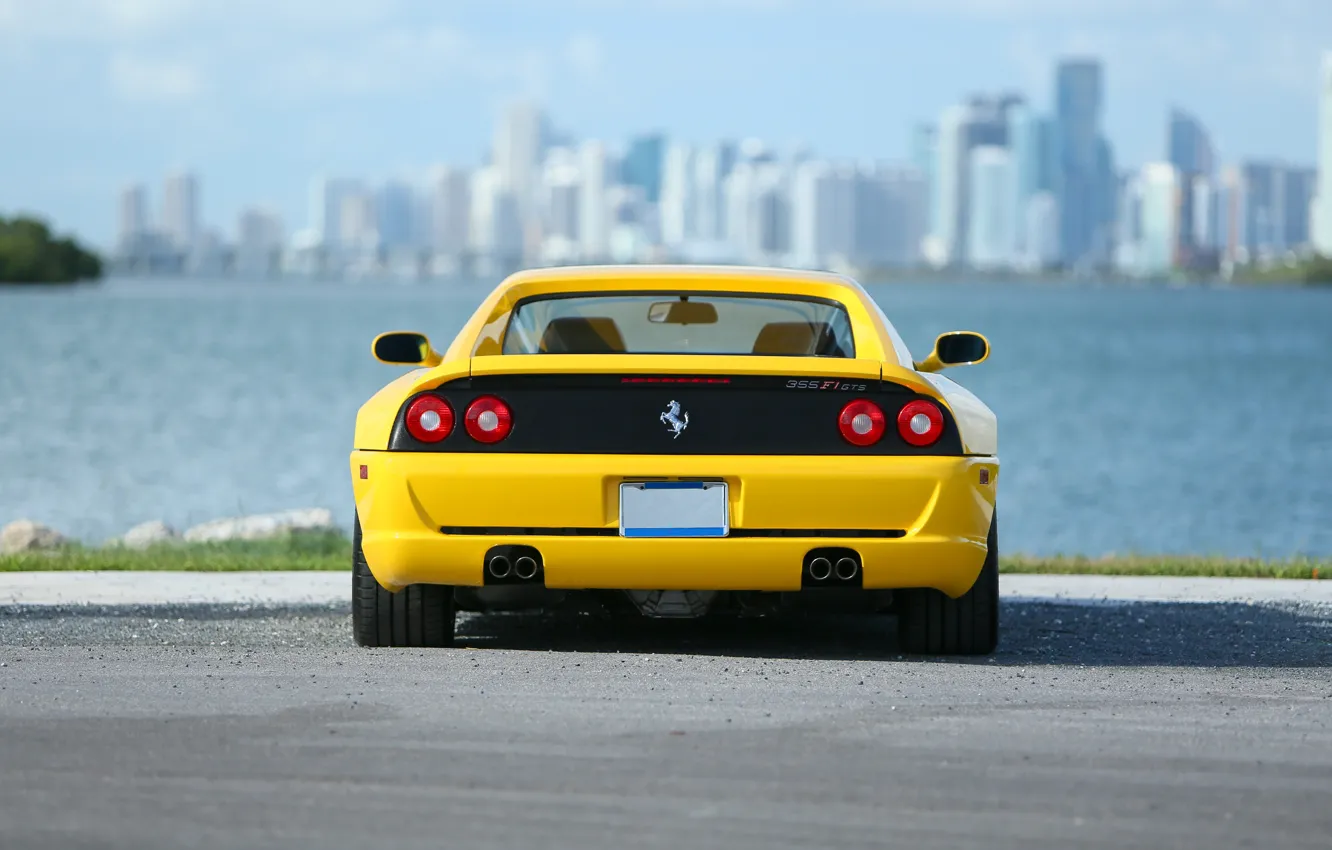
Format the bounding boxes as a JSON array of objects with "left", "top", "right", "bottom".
[{"left": 350, "top": 265, "right": 1000, "bottom": 653}]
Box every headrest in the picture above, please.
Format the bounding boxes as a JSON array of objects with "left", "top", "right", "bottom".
[
  {"left": 751, "top": 321, "right": 847, "bottom": 357},
  {"left": 538, "top": 317, "right": 626, "bottom": 354}
]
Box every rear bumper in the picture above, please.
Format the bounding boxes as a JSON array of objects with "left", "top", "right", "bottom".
[{"left": 350, "top": 451, "right": 998, "bottom": 598}]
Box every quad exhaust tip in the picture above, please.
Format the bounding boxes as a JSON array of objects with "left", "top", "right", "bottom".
[
  {"left": 834, "top": 557, "right": 859, "bottom": 581},
  {"left": 514, "top": 556, "right": 539, "bottom": 580},
  {"left": 487, "top": 555, "right": 513, "bottom": 579},
  {"left": 808, "top": 557, "right": 832, "bottom": 582}
]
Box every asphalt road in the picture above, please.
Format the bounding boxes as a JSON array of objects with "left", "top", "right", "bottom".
[{"left": 2, "top": 598, "right": 1330, "bottom": 849}]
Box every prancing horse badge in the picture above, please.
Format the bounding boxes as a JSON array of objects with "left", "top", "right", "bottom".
[{"left": 659, "top": 400, "right": 689, "bottom": 439}]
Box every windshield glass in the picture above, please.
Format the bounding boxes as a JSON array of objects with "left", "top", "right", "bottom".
[{"left": 501, "top": 292, "right": 856, "bottom": 357}]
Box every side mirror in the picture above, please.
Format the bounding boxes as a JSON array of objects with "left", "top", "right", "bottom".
[
  {"left": 372, "top": 331, "right": 442, "bottom": 367},
  {"left": 914, "top": 331, "right": 990, "bottom": 373}
]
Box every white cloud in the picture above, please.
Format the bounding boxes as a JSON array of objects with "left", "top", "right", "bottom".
[{"left": 108, "top": 54, "right": 202, "bottom": 102}]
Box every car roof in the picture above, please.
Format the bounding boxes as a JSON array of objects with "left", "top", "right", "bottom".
[{"left": 492, "top": 265, "right": 870, "bottom": 300}]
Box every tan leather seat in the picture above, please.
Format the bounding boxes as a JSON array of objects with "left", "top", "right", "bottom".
[
  {"left": 538, "top": 317, "right": 627, "bottom": 354},
  {"left": 751, "top": 321, "right": 846, "bottom": 357}
]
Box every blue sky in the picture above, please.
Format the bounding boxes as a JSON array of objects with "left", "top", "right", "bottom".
[{"left": 1, "top": 0, "right": 1328, "bottom": 247}]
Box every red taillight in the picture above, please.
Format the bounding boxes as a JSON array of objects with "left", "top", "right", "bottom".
[
  {"left": 465, "top": 395, "right": 513, "bottom": 443},
  {"left": 405, "top": 395, "right": 454, "bottom": 443},
  {"left": 897, "top": 400, "right": 944, "bottom": 447},
  {"left": 838, "top": 399, "right": 886, "bottom": 446}
]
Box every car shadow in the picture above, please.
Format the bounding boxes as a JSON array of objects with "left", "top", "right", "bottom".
[{"left": 457, "top": 599, "right": 1332, "bottom": 668}]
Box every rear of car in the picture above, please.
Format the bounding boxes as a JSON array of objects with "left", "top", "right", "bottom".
[{"left": 350, "top": 267, "right": 999, "bottom": 654}]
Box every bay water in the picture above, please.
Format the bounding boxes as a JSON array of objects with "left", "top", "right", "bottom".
[{"left": 1, "top": 277, "right": 1329, "bottom": 558}]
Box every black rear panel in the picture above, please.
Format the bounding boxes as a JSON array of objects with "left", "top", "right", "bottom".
[{"left": 387, "top": 373, "right": 963, "bottom": 456}]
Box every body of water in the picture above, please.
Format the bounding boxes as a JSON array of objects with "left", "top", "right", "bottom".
[{"left": 2, "top": 277, "right": 1329, "bottom": 558}]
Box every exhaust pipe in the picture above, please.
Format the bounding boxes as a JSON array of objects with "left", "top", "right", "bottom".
[
  {"left": 834, "top": 557, "right": 860, "bottom": 581},
  {"left": 514, "top": 556, "right": 539, "bottom": 580},
  {"left": 808, "top": 557, "right": 832, "bottom": 582},
  {"left": 487, "top": 555, "right": 513, "bottom": 579}
]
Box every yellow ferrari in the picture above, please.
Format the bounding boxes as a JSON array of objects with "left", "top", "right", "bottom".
[{"left": 350, "top": 265, "right": 998, "bottom": 654}]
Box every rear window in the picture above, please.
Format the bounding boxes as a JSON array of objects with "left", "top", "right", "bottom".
[{"left": 500, "top": 292, "right": 856, "bottom": 357}]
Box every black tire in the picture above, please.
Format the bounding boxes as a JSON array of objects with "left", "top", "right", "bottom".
[
  {"left": 897, "top": 512, "right": 999, "bottom": 656},
  {"left": 352, "top": 514, "right": 455, "bottom": 647}
]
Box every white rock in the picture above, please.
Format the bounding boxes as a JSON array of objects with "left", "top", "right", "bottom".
[
  {"left": 0, "top": 520, "right": 69, "bottom": 555},
  {"left": 117, "top": 520, "right": 181, "bottom": 550},
  {"left": 182, "top": 508, "right": 337, "bottom": 543}
]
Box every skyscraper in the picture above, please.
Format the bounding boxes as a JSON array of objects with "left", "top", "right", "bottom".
[
  {"left": 310, "top": 177, "right": 361, "bottom": 248},
  {"left": 578, "top": 140, "right": 611, "bottom": 261},
  {"left": 911, "top": 124, "right": 937, "bottom": 236},
  {"left": 967, "top": 146, "right": 1016, "bottom": 269},
  {"left": 659, "top": 144, "right": 695, "bottom": 247},
  {"left": 1006, "top": 104, "right": 1041, "bottom": 254},
  {"left": 376, "top": 182, "right": 415, "bottom": 249},
  {"left": 1167, "top": 108, "right": 1215, "bottom": 177},
  {"left": 429, "top": 167, "right": 472, "bottom": 257},
  {"left": 1137, "top": 163, "right": 1179, "bottom": 276},
  {"left": 1315, "top": 52, "right": 1332, "bottom": 255},
  {"left": 621, "top": 134, "right": 666, "bottom": 204},
  {"left": 162, "top": 172, "right": 199, "bottom": 251},
  {"left": 933, "top": 104, "right": 970, "bottom": 265},
  {"left": 1054, "top": 59, "right": 1105, "bottom": 267},
  {"left": 117, "top": 184, "right": 148, "bottom": 247},
  {"left": 493, "top": 101, "right": 547, "bottom": 222}
]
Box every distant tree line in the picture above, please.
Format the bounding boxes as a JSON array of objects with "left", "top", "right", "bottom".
[
  {"left": 0, "top": 216, "right": 103, "bottom": 284},
  {"left": 1231, "top": 254, "right": 1332, "bottom": 286}
]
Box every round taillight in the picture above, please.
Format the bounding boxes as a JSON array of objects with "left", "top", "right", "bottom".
[
  {"left": 897, "top": 399, "right": 945, "bottom": 447},
  {"left": 464, "top": 395, "right": 513, "bottom": 443},
  {"left": 404, "top": 395, "right": 454, "bottom": 443},
  {"left": 837, "top": 399, "right": 886, "bottom": 447}
]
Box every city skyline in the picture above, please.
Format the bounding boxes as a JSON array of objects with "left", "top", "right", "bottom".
[
  {"left": 1, "top": 1, "right": 1330, "bottom": 246},
  {"left": 104, "top": 49, "right": 1331, "bottom": 281}
]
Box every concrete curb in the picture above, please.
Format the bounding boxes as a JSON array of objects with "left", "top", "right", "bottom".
[{"left": 1, "top": 572, "right": 1330, "bottom": 607}]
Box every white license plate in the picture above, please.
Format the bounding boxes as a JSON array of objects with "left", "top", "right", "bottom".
[{"left": 619, "top": 481, "right": 729, "bottom": 538}]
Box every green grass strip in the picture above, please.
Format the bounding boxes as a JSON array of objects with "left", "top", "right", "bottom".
[{"left": 1, "top": 533, "right": 1327, "bottom": 578}]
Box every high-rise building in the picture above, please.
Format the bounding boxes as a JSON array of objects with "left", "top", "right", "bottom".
[
  {"left": 1023, "top": 192, "right": 1060, "bottom": 270},
  {"left": 541, "top": 152, "right": 581, "bottom": 264},
  {"left": 1006, "top": 104, "right": 1041, "bottom": 254},
  {"left": 659, "top": 144, "right": 696, "bottom": 247},
  {"left": 1168, "top": 108, "right": 1215, "bottom": 177},
  {"left": 853, "top": 164, "right": 928, "bottom": 269},
  {"left": 117, "top": 184, "right": 149, "bottom": 247},
  {"left": 723, "top": 162, "right": 758, "bottom": 260},
  {"left": 376, "top": 182, "right": 415, "bottom": 249},
  {"left": 693, "top": 144, "right": 730, "bottom": 242},
  {"left": 933, "top": 104, "right": 970, "bottom": 266},
  {"left": 469, "top": 166, "right": 522, "bottom": 271},
  {"left": 578, "top": 140, "right": 611, "bottom": 262},
  {"left": 622, "top": 134, "right": 666, "bottom": 204},
  {"left": 339, "top": 191, "right": 378, "bottom": 249},
  {"left": 1314, "top": 52, "right": 1332, "bottom": 254},
  {"left": 1054, "top": 58, "right": 1105, "bottom": 267},
  {"left": 493, "top": 101, "right": 547, "bottom": 222},
  {"left": 1137, "top": 163, "right": 1179, "bottom": 276},
  {"left": 309, "top": 177, "right": 361, "bottom": 248},
  {"left": 967, "top": 146, "right": 1016, "bottom": 269},
  {"left": 162, "top": 172, "right": 199, "bottom": 251},
  {"left": 429, "top": 167, "right": 472, "bottom": 257},
  {"left": 911, "top": 124, "right": 937, "bottom": 237},
  {"left": 235, "top": 207, "right": 285, "bottom": 277},
  {"left": 1281, "top": 167, "right": 1318, "bottom": 250},
  {"left": 1166, "top": 108, "right": 1214, "bottom": 263}
]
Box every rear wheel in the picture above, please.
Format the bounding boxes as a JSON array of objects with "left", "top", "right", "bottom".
[
  {"left": 352, "top": 514, "right": 455, "bottom": 647},
  {"left": 896, "top": 513, "right": 999, "bottom": 655}
]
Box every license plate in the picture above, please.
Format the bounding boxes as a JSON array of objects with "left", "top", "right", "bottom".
[{"left": 619, "top": 481, "right": 729, "bottom": 538}]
